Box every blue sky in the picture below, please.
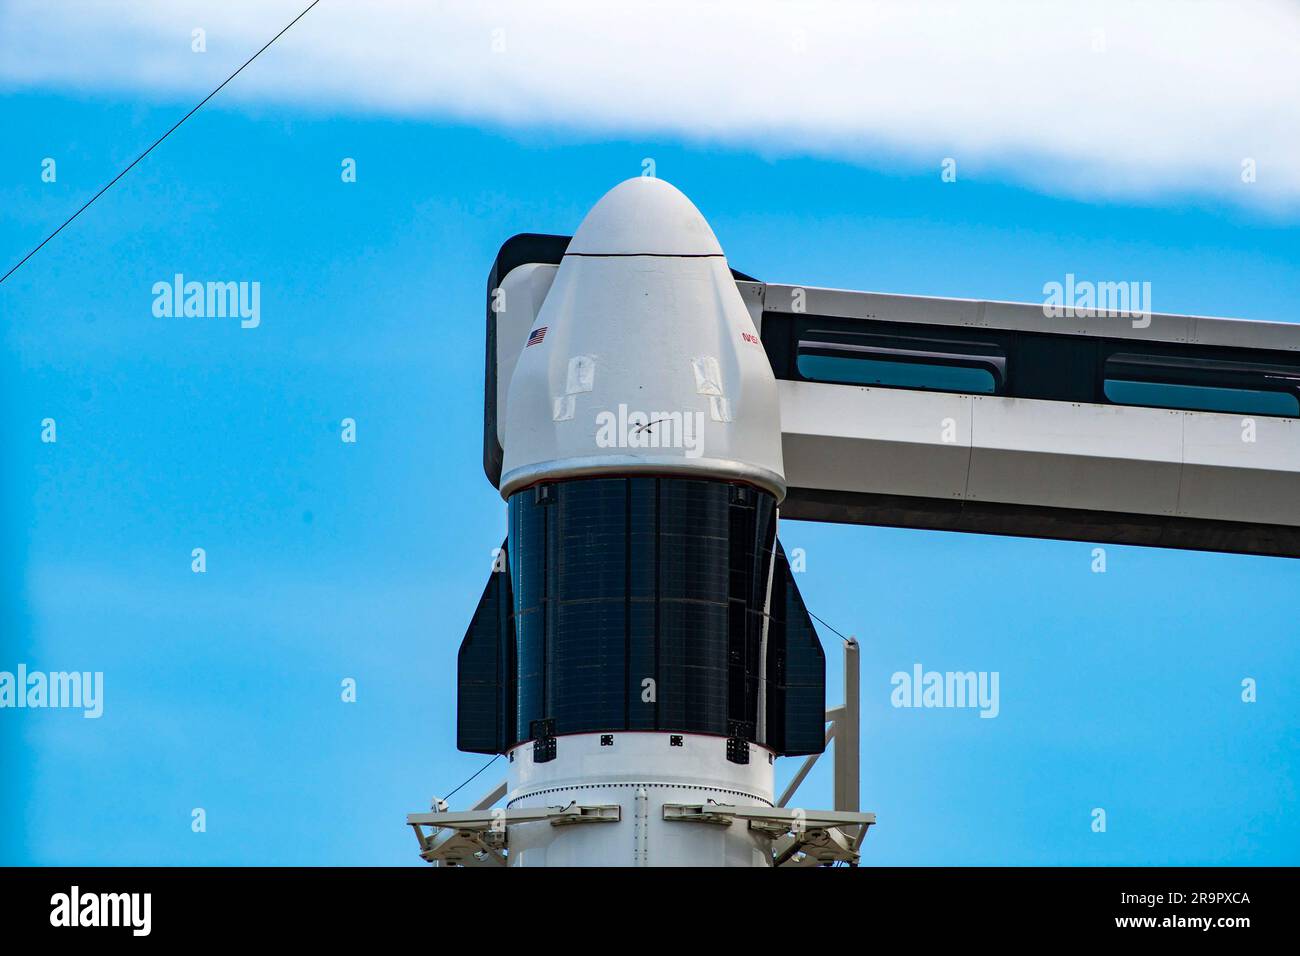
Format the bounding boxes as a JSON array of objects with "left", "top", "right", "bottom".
[{"left": 2, "top": 7, "right": 1299, "bottom": 865}]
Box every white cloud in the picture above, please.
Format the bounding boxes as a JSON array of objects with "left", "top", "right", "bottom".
[{"left": 2, "top": 0, "right": 1298, "bottom": 207}]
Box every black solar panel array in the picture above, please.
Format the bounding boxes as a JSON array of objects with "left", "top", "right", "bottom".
[
  {"left": 456, "top": 477, "right": 827, "bottom": 756},
  {"left": 455, "top": 538, "right": 514, "bottom": 754}
]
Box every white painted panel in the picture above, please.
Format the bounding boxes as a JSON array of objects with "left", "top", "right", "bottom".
[
  {"left": 495, "top": 263, "right": 558, "bottom": 449},
  {"left": 766, "top": 284, "right": 980, "bottom": 328},
  {"left": 1190, "top": 316, "right": 1300, "bottom": 351},
  {"left": 967, "top": 397, "right": 1183, "bottom": 514},
  {"left": 736, "top": 279, "right": 765, "bottom": 333},
  {"left": 1179, "top": 413, "right": 1300, "bottom": 525},
  {"left": 761, "top": 283, "right": 1300, "bottom": 351},
  {"left": 507, "top": 732, "right": 774, "bottom": 868},
  {"left": 978, "top": 299, "right": 1192, "bottom": 343},
  {"left": 779, "top": 380, "right": 972, "bottom": 499}
]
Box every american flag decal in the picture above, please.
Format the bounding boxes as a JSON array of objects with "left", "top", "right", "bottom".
[{"left": 527, "top": 326, "right": 548, "bottom": 347}]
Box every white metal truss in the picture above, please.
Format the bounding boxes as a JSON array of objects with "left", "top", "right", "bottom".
[
  {"left": 407, "top": 802, "right": 621, "bottom": 867},
  {"left": 660, "top": 803, "right": 874, "bottom": 867}
]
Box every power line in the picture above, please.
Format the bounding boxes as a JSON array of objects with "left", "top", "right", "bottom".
[
  {"left": 0, "top": 0, "right": 325, "bottom": 286},
  {"left": 808, "top": 609, "right": 854, "bottom": 644},
  {"left": 442, "top": 754, "right": 501, "bottom": 804}
]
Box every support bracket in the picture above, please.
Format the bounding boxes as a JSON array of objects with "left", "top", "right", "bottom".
[
  {"left": 661, "top": 802, "right": 876, "bottom": 866},
  {"left": 406, "top": 802, "right": 620, "bottom": 866}
]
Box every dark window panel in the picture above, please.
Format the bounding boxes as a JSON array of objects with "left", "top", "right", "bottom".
[{"left": 767, "top": 309, "right": 1300, "bottom": 420}]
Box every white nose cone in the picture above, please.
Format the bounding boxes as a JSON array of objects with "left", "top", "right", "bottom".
[
  {"left": 499, "top": 178, "right": 786, "bottom": 499},
  {"left": 564, "top": 177, "right": 724, "bottom": 257}
]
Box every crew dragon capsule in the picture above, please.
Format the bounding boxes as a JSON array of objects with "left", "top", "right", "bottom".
[{"left": 443, "top": 178, "right": 864, "bottom": 867}]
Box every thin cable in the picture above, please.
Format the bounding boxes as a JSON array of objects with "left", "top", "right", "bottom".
[
  {"left": 809, "top": 609, "right": 854, "bottom": 644},
  {"left": 442, "top": 754, "right": 501, "bottom": 803},
  {"left": 0, "top": 0, "right": 325, "bottom": 285}
]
